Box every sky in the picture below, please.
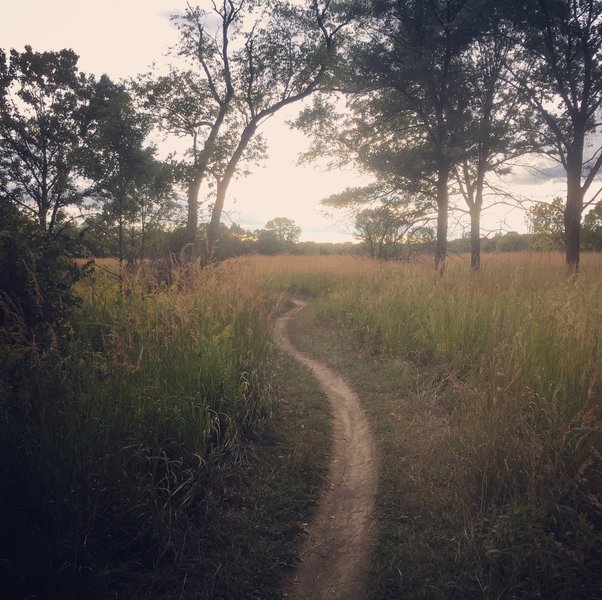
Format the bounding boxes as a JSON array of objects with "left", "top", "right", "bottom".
[{"left": 1, "top": 1, "right": 567, "bottom": 242}]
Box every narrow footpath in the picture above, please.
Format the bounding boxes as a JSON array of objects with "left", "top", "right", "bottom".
[{"left": 274, "top": 300, "right": 378, "bottom": 600}]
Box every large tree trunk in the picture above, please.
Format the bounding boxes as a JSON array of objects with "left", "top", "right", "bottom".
[
  {"left": 565, "top": 145, "right": 584, "bottom": 272},
  {"left": 434, "top": 167, "right": 449, "bottom": 274},
  {"left": 203, "top": 124, "right": 257, "bottom": 266}
]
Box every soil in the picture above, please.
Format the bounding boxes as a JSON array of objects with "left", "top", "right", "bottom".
[{"left": 274, "top": 299, "right": 378, "bottom": 600}]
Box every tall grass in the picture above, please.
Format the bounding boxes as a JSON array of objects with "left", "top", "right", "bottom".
[
  {"left": 0, "top": 260, "right": 277, "bottom": 599},
  {"left": 256, "top": 252, "right": 602, "bottom": 597},
  {"left": 3, "top": 252, "right": 600, "bottom": 598}
]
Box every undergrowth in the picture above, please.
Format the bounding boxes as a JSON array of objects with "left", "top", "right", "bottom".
[{"left": 0, "top": 260, "right": 285, "bottom": 598}]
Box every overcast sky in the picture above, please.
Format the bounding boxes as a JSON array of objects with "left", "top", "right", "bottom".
[{"left": 1, "top": 1, "right": 567, "bottom": 241}]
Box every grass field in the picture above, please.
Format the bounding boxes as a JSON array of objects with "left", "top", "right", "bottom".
[
  {"left": 0, "top": 260, "right": 329, "bottom": 598},
  {"left": 1, "top": 252, "right": 600, "bottom": 598},
  {"left": 259, "top": 252, "right": 602, "bottom": 598}
]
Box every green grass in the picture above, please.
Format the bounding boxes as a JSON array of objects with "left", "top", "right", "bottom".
[
  {"left": 2, "top": 252, "right": 601, "bottom": 598},
  {"left": 0, "top": 261, "right": 330, "bottom": 599}
]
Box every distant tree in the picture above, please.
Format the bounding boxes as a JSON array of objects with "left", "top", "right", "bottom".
[
  {"left": 256, "top": 217, "right": 302, "bottom": 254},
  {"left": 528, "top": 197, "right": 565, "bottom": 250},
  {"left": 506, "top": 0, "right": 602, "bottom": 270},
  {"left": 582, "top": 201, "right": 602, "bottom": 250},
  {"left": 494, "top": 230, "right": 531, "bottom": 252},
  {"left": 263, "top": 217, "right": 302, "bottom": 244},
  {"left": 212, "top": 222, "right": 256, "bottom": 259},
  {"left": 354, "top": 204, "right": 429, "bottom": 259},
  {"left": 0, "top": 47, "right": 91, "bottom": 233},
  {"left": 320, "top": 183, "right": 433, "bottom": 259}
]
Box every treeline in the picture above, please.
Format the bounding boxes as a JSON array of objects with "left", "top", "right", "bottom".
[
  {"left": 80, "top": 219, "right": 359, "bottom": 261},
  {"left": 298, "top": 0, "right": 602, "bottom": 273},
  {"left": 3, "top": 0, "right": 602, "bottom": 279}
]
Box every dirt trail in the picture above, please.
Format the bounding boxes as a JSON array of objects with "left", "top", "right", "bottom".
[{"left": 274, "top": 299, "right": 378, "bottom": 600}]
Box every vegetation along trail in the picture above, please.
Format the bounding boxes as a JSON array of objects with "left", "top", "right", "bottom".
[{"left": 274, "top": 299, "right": 378, "bottom": 600}]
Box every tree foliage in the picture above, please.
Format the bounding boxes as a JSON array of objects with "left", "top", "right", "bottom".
[
  {"left": 81, "top": 76, "right": 175, "bottom": 265},
  {"left": 256, "top": 217, "right": 302, "bottom": 254},
  {"left": 506, "top": 0, "right": 602, "bottom": 269},
  {"left": 0, "top": 47, "right": 91, "bottom": 233},
  {"left": 142, "top": 0, "right": 352, "bottom": 263},
  {"left": 528, "top": 197, "right": 566, "bottom": 249},
  {"left": 297, "top": 0, "right": 504, "bottom": 271}
]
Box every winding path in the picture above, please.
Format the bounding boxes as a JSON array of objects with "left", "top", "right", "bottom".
[{"left": 274, "top": 300, "right": 378, "bottom": 600}]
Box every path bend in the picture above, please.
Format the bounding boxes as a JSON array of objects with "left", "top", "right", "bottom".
[{"left": 275, "top": 299, "right": 378, "bottom": 600}]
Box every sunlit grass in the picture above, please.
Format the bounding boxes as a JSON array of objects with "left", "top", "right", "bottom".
[
  {"left": 2, "top": 251, "right": 600, "bottom": 598},
  {"left": 253, "top": 251, "right": 602, "bottom": 598}
]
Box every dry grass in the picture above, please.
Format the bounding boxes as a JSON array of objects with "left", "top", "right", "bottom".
[
  {"left": 3, "top": 251, "right": 600, "bottom": 599},
  {"left": 253, "top": 251, "right": 602, "bottom": 599}
]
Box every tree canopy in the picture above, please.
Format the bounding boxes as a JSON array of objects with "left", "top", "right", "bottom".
[{"left": 0, "top": 47, "right": 91, "bottom": 233}]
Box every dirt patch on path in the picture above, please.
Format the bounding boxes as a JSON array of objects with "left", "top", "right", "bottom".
[{"left": 275, "top": 300, "right": 378, "bottom": 600}]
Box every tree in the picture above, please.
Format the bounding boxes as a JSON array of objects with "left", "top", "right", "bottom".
[
  {"left": 527, "top": 196, "right": 565, "bottom": 249},
  {"left": 354, "top": 206, "right": 414, "bottom": 258},
  {"left": 320, "top": 182, "right": 433, "bottom": 258},
  {"left": 506, "top": 0, "right": 602, "bottom": 271},
  {"left": 263, "top": 217, "right": 302, "bottom": 244},
  {"left": 135, "top": 62, "right": 236, "bottom": 245},
  {"left": 81, "top": 76, "right": 175, "bottom": 266},
  {"left": 581, "top": 200, "right": 602, "bottom": 249},
  {"left": 0, "top": 47, "right": 91, "bottom": 234},
  {"left": 168, "top": 0, "right": 350, "bottom": 264},
  {"left": 454, "top": 23, "right": 534, "bottom": 270},
  {"left": 583, "top": 202, "right": 602, "bottom": 251},
  {"left": 296, "top": 0, "right": 490, "bottom": 272},
  {"left": 256, "top": 217, "right": 302, "bottom": 254}
]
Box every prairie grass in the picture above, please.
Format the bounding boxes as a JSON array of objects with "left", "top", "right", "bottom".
[
  {"left": 0, "top": 259, "right": 294, "bottom": 598},
  {"left": 2, "top": 251, "right": 600, "bottom": 598},
  {"left": 256, "top": 252, "right": 602, "bottom": 598}
]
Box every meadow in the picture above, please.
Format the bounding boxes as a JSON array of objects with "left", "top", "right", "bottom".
[
  {"left": 260, "top": 252, "right": 602, "bottom": 598},
  {"left": 0, "top": 259, "right": 329, "bottom": 598},
  {"left": 0, "top": 252, "right": 600, "bottom": 598}
]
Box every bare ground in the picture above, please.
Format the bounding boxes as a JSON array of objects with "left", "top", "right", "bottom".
[{"left": 274, "top": 299, "right": 378, "bottom": 600}]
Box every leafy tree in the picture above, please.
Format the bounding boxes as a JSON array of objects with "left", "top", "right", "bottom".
[
  {"left": 0, "top": 47, "right": 91, "bottom": 234},
  {"left": 320, "top": 183, "right": 432, "bottom": 258},
  {"left": 255, "top": 217, "right": 302, "bottom": 254},
  {"left": 263, "top": 217, "right": 302, "bottom": 244},
  {"left": 454, "top": 23, "right": 534, "bottom": 269},
  {"left": 135, "top": 60, "right": 236, "bottom": 244},
  {"left": 527, "top": 197, "right": 565, "bottom": 249},
  {"left": 212, "top": 222, "right": 256, "bottom": 259},
  {"left": 81, "top": 76, "right": 175, "bottom": 265},
  {"left": 168, "top": 0, "right": 351, "bottom": 264},
  {"left": 354, "top": 206, "right": 411, "bottom": 259},
  {"left": 494, "top": 229, "right": 531, "bottom": 251},
  {"left": 506, "top": 0, "right": 602, "bottom": 270},
  {"left": 297, "top": 0, "right": 491, "bottom": 272},
  {"left": 582, "top": 201, "right": 602, "bottom": 250}
]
